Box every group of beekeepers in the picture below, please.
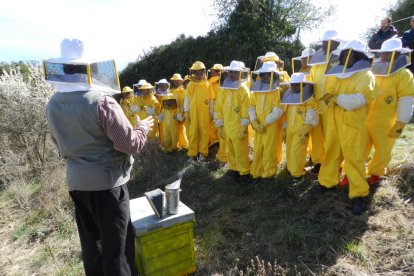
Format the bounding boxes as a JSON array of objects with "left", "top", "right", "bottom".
[{"left": 120, "top": 30, "right": 414, "bottom": 215}]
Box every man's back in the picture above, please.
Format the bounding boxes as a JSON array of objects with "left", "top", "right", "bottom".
[{"left": 47, "top": 90, "right": 130, "bottom": 191}]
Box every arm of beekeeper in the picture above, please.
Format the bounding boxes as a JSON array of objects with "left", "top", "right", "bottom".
[
  {"left": 304, "top": 99, "right": 319, "bottom": 127},
  {"left": 183, "top": 86, "right": 190, "bottom": 113},
  {"left": 247, "top": 92, "right": 257, "bottom": 122},
  {"left": 336, "top": 70, "right": 377, "bottom": 111},
  {"left": 263, "top": 90, "right": 283, "bottom": 126},
  {"left": 214, "top": 87, "right": 224, "bottom": 127},
  {"left": 98, "top": 96, "right": 150, "bottom": 155},
  {"left": 209, "top": 83, "right": 215, "bottom": 119},
  {"left": 263, "top": 105, "right": 284, "bottom": 126},
  {"left": 153, "top": 96, "right": 161, "bottom": 114},
  {"left": 396, "top": 69, "right": 414, "bottom": 123},
  {"left": 240, "top": 85, "right": 251, "bottom": 127}
]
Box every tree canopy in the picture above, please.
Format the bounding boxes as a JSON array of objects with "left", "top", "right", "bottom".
[
  {"left": 119, "top": 0, "right": 333, "bottom": 87},
  {"left": 389, "top": 0, "right": 414, "bottom": 34}
]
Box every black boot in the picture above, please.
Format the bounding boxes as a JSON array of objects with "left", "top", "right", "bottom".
[
  {"left": 310, "top": 163, "right": 321, "bottom": 174},
  {"left": 226, "top": 170, "right": 240, "bottom": 181},
  {"left": 251, "top": 177, "right": 263, "bottom": 185},
  {"left": 238, "top": 174, "right": 250, "bottom": 183},
  {"left": 291, "top": 176, "right": 305, "bottom": 186},
  {"left": 310, "top": 181, "right": 330, "bottom": 196},
  {"left": 352, "top": 196, "right": 369, "bottom": 215}
]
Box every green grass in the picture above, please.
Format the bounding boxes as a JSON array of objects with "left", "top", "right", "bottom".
[
  {"left": 0, "top": 125, "right": 413, "bottom": 275},
  {"left": 344, "top": 240, "right": 366, "bottom": 262},
  {"left": 127, "top": 125, "right": 414, "bottom": 275}
]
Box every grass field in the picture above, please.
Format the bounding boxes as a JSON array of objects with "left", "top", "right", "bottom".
[{"left": 0, "top": 125, "right": 413, "bottom": 275}]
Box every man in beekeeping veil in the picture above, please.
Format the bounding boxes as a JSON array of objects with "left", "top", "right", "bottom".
[{"left": 45, "top": 38, "right": 154, "bottom": 276}]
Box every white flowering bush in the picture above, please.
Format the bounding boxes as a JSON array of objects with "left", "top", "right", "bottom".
[{"left": 0, "top": 64, "right": 57, "bottom": 179}]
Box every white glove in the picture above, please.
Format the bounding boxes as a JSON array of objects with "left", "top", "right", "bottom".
[
  {"left": 145, "top": 106, "right": 156, "bottom": 115},
  {"left": 247, "top": 107, "right": 257, "bottom": 122},
  {"left": 130, "top": 105, "right": 140, "bottom": 113},
  {"left": 157, "top": 113, "right": 164, "bottom": 122},
  {"left": 336, "top": 93, "right": 366, "bottom": 111},
  {"left": 176, "top": 113, "right": 184, "bottom": 122},
  {"left": 304, "top": 109, "right": 319, "bottom": 127},
  {"left": 240, "top": 118, "right": 250, "bottom": 126},
  {"left": 264, "top": 106, "right": 283, "bottom": 125},
  {"left": 397, "top": 96, "right": 414, "bottom": 123}
]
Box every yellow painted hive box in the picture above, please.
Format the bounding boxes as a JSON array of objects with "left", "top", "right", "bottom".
[{"left": 130, "top": 196, "right": 196, "bottom": 276}]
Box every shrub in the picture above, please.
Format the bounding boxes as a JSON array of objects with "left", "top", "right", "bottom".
[{"left": 0, "top": 64, "right": 57, "bottom": 181}]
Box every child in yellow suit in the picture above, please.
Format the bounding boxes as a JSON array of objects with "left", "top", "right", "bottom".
[
  {"left": 214, "top": 61, "right": 251, "bottom": 181},
  {"left": 120, "top": 86, "right": 140, "bottom": 127},
  {"left": 155, "top": 79, "right": 170, "bottom": 145},
  {"left": 136, "top": 83, "right": 161, "bottom": 139},
  {"left": 208, "top": 64, "right": 226, "bottom": 162},
  {"left": 281, "top": 73, "right": 319, "bottom": 184},
  {"left": 184, "top": 61, "right": 215, "bottom": 162},
  {"left": 170, "top": 73, "right": 188, "bottom": 149},
  {"left": 366, "top": 38, "right": 414, "bottom": 184},
  {"left": 158, "top": 93, "right": 181, "bottom": 153},
  {"left": 262, "top": 52, "right": 291, "bottom": 165},
  {"left": 248, "top": 61, "right": 284, "bottom": 182}
]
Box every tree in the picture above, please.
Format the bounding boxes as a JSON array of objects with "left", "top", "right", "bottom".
[
  {"left": 119, "top": 0, "right": 333, "bottom": 87},
  {"left": 389, "top": 0, "right": 414, "bottom": 34},
  {"left": 365, "top": 0, "right": 414, "bottom": 40}
]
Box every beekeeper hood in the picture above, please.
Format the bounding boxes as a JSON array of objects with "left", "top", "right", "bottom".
[
  {"left": 137, "top": 82, "right": 154, "bottom": 96},
  {"left": 371, "top": 38, "right": 412, "bottom": 76},
  {"left": 308, "top": 30, "right": 344, "bottom": 66},
  {"left": 250, "top": 61, "right": 280, "bottom": 92},
  {"left": 136, "top": 79, "right": 148, "bottom": 86},
  {"left": 292, "top": 48, "right": 316, "bottom": 73},
  {"left": 155, "top": 78, "right": 170, "bottom": 95},
  {"left": 324, "top": 39, "right": 373, "bottom": 78},
  {"left": 255, "top": 52, "right": 284, "bottom": 71},
  {"left": 220, "top": 60, "right": 249, "bottom": 89},
  {"left": 189, "top": 61, "right": 207, "bottom": 82},
  {"left": 133, "top": 79, "right": 148, "bottom": 95},
  {"left": 208, "top": 64, "right": 223, "bottom": 80},
  {"left": 43, "top": 38, "right": 120, "bottom": 93},
  {"left": 280, "top": 73, "right": 314, "bottom": 104},
  {"left": 161, "top": 93, "right": 178, "bottom": 110}
]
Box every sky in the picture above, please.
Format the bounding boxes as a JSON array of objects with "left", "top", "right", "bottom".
[{"left": 0, "top": 0, "right": 404, "bottom": 70}]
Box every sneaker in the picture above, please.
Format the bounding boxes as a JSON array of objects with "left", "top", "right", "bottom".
[
  {"left": 310, "top": 181, "right": 329, "bottom": 195},
  {"left": 367, "top": 175, "right": 382, "bottom": 185},
  {"left": 352, "top": 196, "right": 369, "bottom": 215},
  {"left": 310, "top": 163, "right": 321, "bottom": 174},
  {"left": 338, "top": 175, "right": 349, "bottom": 187}
]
